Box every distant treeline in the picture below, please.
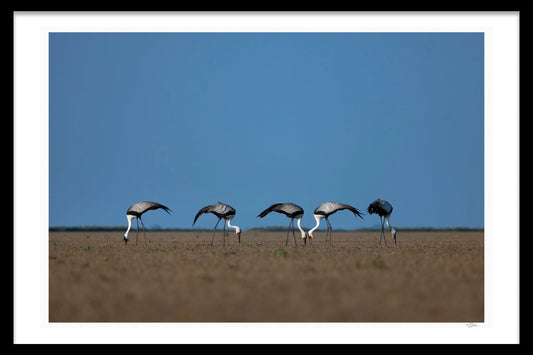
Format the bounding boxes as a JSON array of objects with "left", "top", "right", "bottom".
[
  {"left": 49, "top": 226, "right": 483, "bottom": 232},
  {"left": 245, "top": 226, "right": 483, "bottom": 232}
]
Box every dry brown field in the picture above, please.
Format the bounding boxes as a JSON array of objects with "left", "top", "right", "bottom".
[{"left": 49, "top": 230, "right": 483, "bottom": 322}]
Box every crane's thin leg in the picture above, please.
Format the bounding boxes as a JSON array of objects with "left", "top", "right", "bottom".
[
  {"left": 378, "top": 216, "right": 382, "bottom": 244},
  {"left": 211, "top": 219, "right": 221, "bottom": 246},
  {"left": 139, "top": 217, "right": 147, "bottom": 246},
  {"left": 286, "top": 219, "right": 293, "bottom": 246},
  {"left": 378, "top": 216, "right": 383, "bottom": 244},
  {"left": 135, "top": 218, "right": 140, "bottom": 246},
  {"left": 291, "top": 219, "right": 298, "bottom": 246},
  {"left": 325, "top": 218, "right": 332, "bottom": 245},
  {"left": 323, "top": 218, "right": 327, "bottom": 245},
  {"left": 324, "top": 219, "right": 327, "bottom": 245},
  {"left": 329, "top": 220, "right": 333, "bottom": 245},
  {"left": 379, "top": 220, "right": 387, "bottom": 245},
  {"left": 325, "top": 218, "right": 329, "bottom": 245},
  {"left": 223, "top": 219, "right": 226, "bottom": 246}
]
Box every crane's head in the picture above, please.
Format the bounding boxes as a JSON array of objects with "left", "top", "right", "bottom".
[
  {"left": 124, "top": 214, "right": 135, "bottom": 246},
  {"left": 236, "top": 228, "right": 241, "bottom": 244},
  {"left": 303, "top": 231, "right": 313, "bottom": 245},
  {"left": 391, "top": 228, "right": 398, "bottom": 244}
]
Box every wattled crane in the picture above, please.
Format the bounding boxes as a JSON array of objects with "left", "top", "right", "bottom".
[
  {"left": 307, "top": 202, "right": 363, "bottom": 245},
  {"left": 257, "top": 202, "right": 306, "bottom": 246},
  {"left": 193, "top": 201, "right": 241, "bottom": 246},
  {"left": 367, "top": 197, "right": 397, "bottom": 245},
  {"left": 123, "top": 201, "right": 171, "bottom": 245}
]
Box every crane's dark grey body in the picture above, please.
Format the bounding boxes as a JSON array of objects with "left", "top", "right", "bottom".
[
  {"left": 257, "top": 203, "right": 305, "bottom": 246},
  {"left": 258, "top": 202, "right": 303, "bottom": 219},
  {"left": 314, "top": 202, "right": 363, "bottom": 219},
  {"left": 127, "top": 201, "right": 172, "bottom": 217},
  {"left": 310, "top": 202, "right": 364, "bottom": 245},
  {"left": 124, "top": 201, "right": 171, "bottom": 245},
  {"left": 367, "top": 198, "right": 397, "bottom": 245},
  {"left": 367, "top": 199, "right": 393, "bottom": 217},
  {"left": 193, "top": 201, "right": 240, "bottom": 246},
  {"left": 193, "top": 202, "right": 236, "bottom": 225}
]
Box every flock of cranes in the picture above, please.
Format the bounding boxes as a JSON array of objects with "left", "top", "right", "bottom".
[{"left": 123, "top": 198, "right": 397, "bottom": 246}]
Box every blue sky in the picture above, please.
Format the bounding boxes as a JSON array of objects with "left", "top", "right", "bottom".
[{"left": 49, "top": 32, "right": 484, "bottom": 231}]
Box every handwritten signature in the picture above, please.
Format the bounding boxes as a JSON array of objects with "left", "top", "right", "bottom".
[{"left": 465, "top": 323, "right": 478, "bottom": 328}]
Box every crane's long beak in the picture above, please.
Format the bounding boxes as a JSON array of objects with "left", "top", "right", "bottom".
[
  {"left": 124, "top": 237, "right": 128, "bottom": 246},
  {"left": 237, "top": 232, "right": 241, "bottom": 244}
]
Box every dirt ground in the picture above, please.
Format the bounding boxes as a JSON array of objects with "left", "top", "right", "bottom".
[{"left": 49, "top": 230, "right": 484, "bottom": 322}]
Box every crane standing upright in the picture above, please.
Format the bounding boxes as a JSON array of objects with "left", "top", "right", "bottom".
[
  {"left": 193, "top": 201, "right": 241, "bottom": 246},
  {"left": 367, "top": 197, "right": 397, "bottom": 245},
  {"left": 307, "top": 202, "right": 364, "bottom": 245},
  {"left": 257, "top": 202, "right": 306, "bottom": 246},
  {"left": 123, "top": 201, "right": 172, "bottom": 246}
]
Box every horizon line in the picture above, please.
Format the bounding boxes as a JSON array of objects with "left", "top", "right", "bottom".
[{"left": 49, "top": 225, "right": 484, "bottom": 232}]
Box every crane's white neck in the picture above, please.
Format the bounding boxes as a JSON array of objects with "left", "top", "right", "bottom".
[
  {"left": 385, "top": 216, "right": 397, "bottom": 236},
  {"left": 226, "top": 218, "right": 241, "bottom": 235},
  {"left": 296, "top": 217, "right": 306, "bottom": 239},
  {"left": 385, "top": 215, "right": 394, "bottom": 229},
  {"left": 124, "top": 214, "right": 135, "bottom": 239},
  {"left": 308, "top": 214, "right": 323, "bottom": 237}
]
